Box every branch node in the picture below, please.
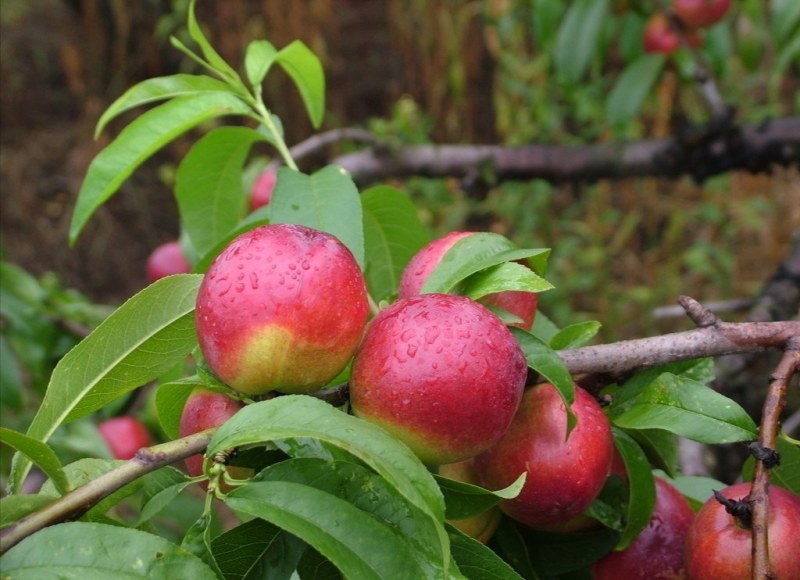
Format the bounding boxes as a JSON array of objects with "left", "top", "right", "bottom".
[
  {"left": 748, "top": 442, "right": 781, "bottom": 468},
  {"left": 713, "top": 489, "right": 753, "bottom": 528},
  {"left": 677, "top": 295, "right": 719, "bottom": 327}
]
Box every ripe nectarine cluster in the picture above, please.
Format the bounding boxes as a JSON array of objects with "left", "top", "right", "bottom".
[
  {"left": 643, "top": 0, "right": 730, "bottom": 54},
  {"left": 151, "top": 210, "right": 798, "bottom": 576}
]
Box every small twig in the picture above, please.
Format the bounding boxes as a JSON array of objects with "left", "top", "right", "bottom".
[
  {"left": 653, "top": 297, "right": 753, "bottom": 319},
  {"left": 277, "top": 128, "right": 389, "bottom": 168},
  {"left": 749, "top": 337, "right": 800, "bottom": 580},
  {"left": 678, "top": 295, "right": 720, "bottom": 327},
  {"left": 0, "top": 430, "right": 213, "bottom": 554}
]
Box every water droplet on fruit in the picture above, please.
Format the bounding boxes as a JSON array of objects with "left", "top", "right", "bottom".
[
  {"left": 289, "top": 263, "right": 297, "bottom": 271},
  {"left": 235, "top": 282, "right": 245, "bottom": 293},
  {"left": 249, "top": 273, "right": 259, "bottom": 289},
  {"left": 406, "top": 344, "right": 417, "bottom": 357},
  {"left": 301, "top": 260, "right": 310, "bottom": 270}
]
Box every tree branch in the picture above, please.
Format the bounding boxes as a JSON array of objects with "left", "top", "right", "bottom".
[
  {"left": 324, "top": 118, "right": 799, "bottom": 186},
  {"left": 749, "top": 338, "right": 800, "bottom": 580},
  {"left": 0, "top": 430, "right": 213, "bottom": 554}
]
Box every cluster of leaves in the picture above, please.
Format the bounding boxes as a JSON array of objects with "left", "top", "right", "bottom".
[
  {"left": 2, "top": 2, "right": 798, "bottom": 578},
  {"left": 488, "top": 0, "right": 799, "bottom": 141}
]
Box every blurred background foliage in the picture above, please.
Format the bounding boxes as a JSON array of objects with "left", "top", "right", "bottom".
[{"left": 0, "top": 0, "right": 797, "bottom": 391}]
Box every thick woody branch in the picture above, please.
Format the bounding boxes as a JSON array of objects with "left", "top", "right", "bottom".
[
  {"left": 0, "top": 430, "right": 213, "bottom": 554},
  {"left": 558, "top": 318, "right": 800, "bottom": 377},
  {"left": 749, "top": 338, "right": 800, "bottom": 580},
  {"left": 325, "top": 119, "right": 799, "bottom": 186}
]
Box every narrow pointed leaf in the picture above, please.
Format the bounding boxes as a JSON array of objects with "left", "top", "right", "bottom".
[
  {"left": 554, "top": 0, "right": 610, "bottom": 83},
  {"left": 435, "top": 472, "right": 525, "bottom": 520},
  {"left": 611, "top": 428, "right": 655, "bottom": 551},
  {"left": 361, "top": 185, "right": 430, "bottom": 302},
  {"left": 95, "top": 74, "right": 237, "bottom": 137},
  {"left": 1, "top": 522, "right": 218, "bottom": 578},
  {"left": 611, "top": 373, "right": 758, "bottom": 444},
  {"left": 207, "top": 396, "right": 445, "bottom": 523},
  {"left": 549, "top": 320, "right": 601, "bottom": 350},
  {"left": 175, "top": 126, "right": 267, "bottom": 258},
  {"left": 462, "top": 262, "right": 554, "bottom": 300},
  {"left": 186, "top": 0, "right": 244, "bottom": 88},
  {"left": 270, "top": 166, "right": 364, "bottom": 268},
  {"left": 70, "top": 93, "right": 255, "bottom": 244},
  {"left": 510, "top": 328, "right": 575, "bottom": 414},
  {"left": 607, "top": 54, "right": 665, "bottom": 126},
  {"left": 225, "top": 482, "right": 425, "bottom": 580},
  {"left": 420, "top": 233, "right": 550, "bottom": 294},
  {"left": 211, "top": 518, "right": 306, "bottom": 580},
  {"left": 0, "top": 428, "right": 69, "bottom": 495},
  {"left": 245, "top": 40, "right": 279, "bottom": 88},
  {"left": 10, "top": 275, "right": 201, "bottom": 492},
  {"left": 447, "top": 525, "right": 523, "bottom": 580},
  {"left": 276, "top": 40, "right": 325, "bottom": 128}
]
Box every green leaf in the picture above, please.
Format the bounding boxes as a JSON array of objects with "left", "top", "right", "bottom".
[
  {"left": 69, "top": 93, "right": 255, "bottom": 244},
  {"left": 155, "top": 379, "right": 199, "bottom": 440},
  {"left": 657, "top": 472, "right": 725, "bottom": 510},
  {"left": 0, "top": 335, "right": 23, "bottom": 411},
  {"left": 245, "top": 40, "right": 279, "bottom": 89},
  {"left": 175, "top": 126, "right": 267, "bottom": 258},
  {"left": 207, "top": 396, "right": 445, "bottom": 524},
  {"left": 462, "top": 262, "right": 554, "bottom": 301},
  {"left": 0, "top": 493, "right": 58, "bottom": 529},
  {"left": 361, "top": 185, "right": 430, "bottom": 302},
  {"left": 612, "top": 358, "right": 715, "bottom": 411},
  {"left": 611, "top": 428, "right": 655, "bottom": 551},
  {"left": 186, "top": 0, "right": 244, "bottom": 89},
  {"left": 517, "top": 524, "right": 619, "bottom": 576},
  {"left": 435, "top": 472, "right": 525, "bottom": 520},
  {"left": 606, "top": 54, "right": 666, "bottom": 126},
  {"left": 447, "top": 524, "right": 522, "bottom": 580},
  {"left": 0, "top": 428, "right": 69, "bottom": 495},
  {"left": 1, "top": 521, "right": 218, "bottom": 579},
  {"left": 95, "top": 74, "right": 238, "bottom": 138},
  {"left": 421, "top": 233, "right": 550, "bottom": 295},
  {"left": 192, "top": 206, "right": 272, "bottom": 273},
  {"left": 491, "top": 518, "right": 540, "bottom": 580},
  {"left": 225, "top": 481, "right": 428, "bottom": 580},
  {"left": 296, "top": 547, "right": 342, "bottom": 580},
  {"left": 529, "top": 310, "right": 560, "bottom": 344},
  {"left": 270, "top": 166, "right": 365, "bottom": 268},
  {"left": 257, "top": 457, "right": 446, "bottom": 576},
  {"left": 611, "top": 373, "right": 758, "bottom": 444},
  {"left": 10, "top": 275, "right": 201, "bottom": 492},
  {"left": 135, "top": 468, "right": 194, "bottom": 527},
  {"left": 772, "top": 0, "right": 800, "bottom": 44},
  {"left": 549, "top": 321, "right": 601, "bottom": 350},
  {"left": 275, "top": 40, "right": 326, "bottom": 128},
  {"left": 181, "top": 513, "right": 222, "bottom": 576},
  {"left": 554, "top": 0, "right": 610, "bottom": 83},
  {"left": 211, "top": 517, "right": 306, "bottom": 580},
  {"left": 509, "top": 328, "right": 575, "bottom": 429},
  {"left": 625, "top": 428, "right": 678, "bottom": 477},
  {"left": 39, "top": 458, "right": 143, "bottom": 521}
]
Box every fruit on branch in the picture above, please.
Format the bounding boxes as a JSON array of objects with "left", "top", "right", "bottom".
[
  {"left": 196, "top": 224, "right": 369, "bottom": 395},
  {"left": 97, "top": 416, "right": 153, "bottom": 460},
  {"left": 592, "top": 477, "right": 695, "bottom": 579},
  {"left": 474, "top": 383, "right": 614, "bottom": 530},
  {"left": 643, "top": 13, "right": 702, "bottom": 54},
  {"left": 249, "top": 167, "right": 277, "bottom": 211},
  {"left": 673, "top": 0, "right": 731, "bottom": 28},
  {"left": 399, "top": 231, "right": 538, "bottom": 331},
  {"left": 685, "top": 482, "right": 800, "bottom": 579},
  {"left": 350, "top": 293, "right": 527, "bottom": 465},
  {"left": 179, "top": 387, "right": 244, "bottom": 479},
  {"left": 438, "top": 459, "right": 502, "bottom": 544},
  {"left": 146, "top": 241, "right": 191, "bottom": 283}
]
